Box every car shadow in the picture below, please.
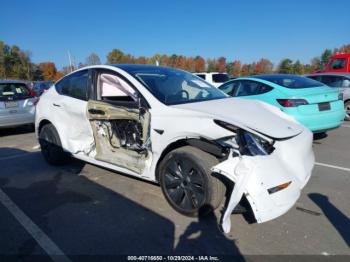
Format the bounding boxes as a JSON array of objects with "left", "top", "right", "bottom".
[
  {"left": 309, "top": 193, "right": 350, "bottom": 247},
  {"left": 174, "top": 207, "right": 243, "bottom": 258},
  {"left": 0, "top": 125, "right": 35, "bottom": 137},
  {"left": 313, "top": 132, "right": 328, "bottom": 141},
  {"left": 0, "top": 147, "right": 244, "bottom": 259}
]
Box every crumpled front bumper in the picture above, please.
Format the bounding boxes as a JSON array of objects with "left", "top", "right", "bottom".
[{"left": 212, "top": 129, "right": 315, "bottom": 233}]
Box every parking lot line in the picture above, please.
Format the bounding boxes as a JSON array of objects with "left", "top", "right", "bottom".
[
  {"left": 341, "top": 124, "right": 350, "bottom": 128},
  {"left": 315, "top": 162, "right": 350, "bottom": 172},
  {"left": 0, "top": 188, "right": 71, "bottom": 262}
]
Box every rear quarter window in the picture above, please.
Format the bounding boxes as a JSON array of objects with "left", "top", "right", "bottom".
[
  {"left": 234, "top": 80, "right": 273, "bottom": 96},
  {"left": 218, "top": 82, "right": 235, "bottom": 96},
  {"left": 55, "top": 70, "right": 89, "bottom": 100},
  {"left": 196, "top": 74, "right": 206, "bottom": 80}
]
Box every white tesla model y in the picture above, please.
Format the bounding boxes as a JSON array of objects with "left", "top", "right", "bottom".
[{"left": 35, "top": 65, "right": 314, "bottom": 233}]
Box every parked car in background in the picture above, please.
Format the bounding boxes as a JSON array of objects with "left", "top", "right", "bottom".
[
  {"left": 305, "top": 73, "right": 350, "bottom": 120},
  {"left": 0, "top": 80, "right": 37, "bottom": 128},
  {"left": 32, "top": 81, "right": 54, "bottom": 96},
  {"left": 36, "top": 65, "right": 314, "bottom": 233},
  {"left": 319, "top": 53, "right": 350, "bottom": 73},
  {"left": 218, "top": 74, "right": 345, "bottom": 133},
  {"left": 194, "top": 72, "right": 230, "bottom": 87}
]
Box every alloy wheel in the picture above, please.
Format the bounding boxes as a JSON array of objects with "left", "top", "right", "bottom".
[{"left": 163, "top": 158, "right": 206, "bottom": 211}]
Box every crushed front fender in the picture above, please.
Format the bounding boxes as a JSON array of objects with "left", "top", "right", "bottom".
[{"left": 212, "top": 129, "right": 314, "bottom": 233}]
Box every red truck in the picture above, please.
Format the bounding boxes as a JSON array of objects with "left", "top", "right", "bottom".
[{"left": 323, "top": 53, "right": 350, "bottom": 73}]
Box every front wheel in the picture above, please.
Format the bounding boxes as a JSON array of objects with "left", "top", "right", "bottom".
[
  {"left": 345, "top": 100, "right": 350, "bottom": 121},
  {"left": 39, "top": 123, "right": 69, "bottom": 165},
  {"left": 158, "top": 146, "right": 225, "bottom": 217}
]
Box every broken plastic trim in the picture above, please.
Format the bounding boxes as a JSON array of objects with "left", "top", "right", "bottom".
[{"left": 186, "top": 137, "right": 230, "bottom": 159}]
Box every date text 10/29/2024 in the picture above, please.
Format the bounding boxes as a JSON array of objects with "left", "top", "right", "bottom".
[{"left": 127, "top": 256, "right": 220, "bottom": 261}]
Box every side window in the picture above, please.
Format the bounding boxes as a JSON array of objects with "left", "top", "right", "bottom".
[
  {"left": 98, "top": 73, "right": 138, "bottom": 102},
  {"left": 234, "top": 81, "right": 272, "bottom": 96},
  {"left": 343, "top": 78, "right": 350, "bottom": 88},
  {"left": 196, "top": 74, "right": 206, "bottom": 80},
  {"left": 321, "top": 76, "right": 343, "bottom": 87},
  {"left": 308, "top": 75, "right": 322, "bottom": 82},
  {"left": 218, "top": 82, "right": 235, "bottom": 96},
  {"left": 330, "top": 59, "right": 346, "bottom": 70},
  {"left": 55, "top": 70, "right": 89, "bottom": 100}
]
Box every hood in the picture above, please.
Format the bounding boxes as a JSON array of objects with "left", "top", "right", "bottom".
[{"left": 172, "top": 98, "right": 304, "bottom": 139}]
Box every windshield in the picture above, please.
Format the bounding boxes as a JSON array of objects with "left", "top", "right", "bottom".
[
  {"left": 119, "top": 66, "right": 228, "bottom": 105},
  {"left": 254, "top": 74, "right": 325, "bottom": 89}
]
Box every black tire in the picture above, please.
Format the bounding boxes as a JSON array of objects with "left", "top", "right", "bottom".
[
  {"left": 158, "top": 146, "right": 225, "bottom": 217},
  {"left": 39, "top": 123, "right": 69, "bottom": 165},
  {"left": 345, "top": 100, "right": 350, "bottom": 121}
]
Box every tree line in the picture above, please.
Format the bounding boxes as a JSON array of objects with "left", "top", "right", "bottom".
[{"left": 1, "top": 39, "right": 350, "bottom": 81}]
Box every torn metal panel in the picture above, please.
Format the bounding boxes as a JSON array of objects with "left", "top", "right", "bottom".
[{"left": 87, "top": 100, "right": 151, "bottom": 174}]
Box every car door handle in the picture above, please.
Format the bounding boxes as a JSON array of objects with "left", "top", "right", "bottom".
[
  {"left": 53, "top": 103, "right": 61, "bottom": 107},
  {"left": 88, "top": 109, "right": 105, "bottom": 115}
]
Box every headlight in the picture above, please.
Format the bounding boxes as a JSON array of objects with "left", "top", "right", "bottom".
[
  {"left": 214, "top": 120, "right": 274, "bottom": 156},
  {"left": 237, "top": 130, "right": 273, "bottom": 156}
]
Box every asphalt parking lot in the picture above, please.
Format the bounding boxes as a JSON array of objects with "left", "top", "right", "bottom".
[{"left": 0, "top": 125, "right": 349, "bottom": 260}]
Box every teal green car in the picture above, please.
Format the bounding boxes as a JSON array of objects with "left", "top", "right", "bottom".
[{"left": 218, "top": 74, "right": 345, "bottom": 133}]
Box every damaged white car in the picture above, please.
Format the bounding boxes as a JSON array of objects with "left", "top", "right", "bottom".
[{"left": 35, "top": 65, "right": 314, "bottom": 233}]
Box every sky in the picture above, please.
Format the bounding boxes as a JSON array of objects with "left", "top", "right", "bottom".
[{"left": 1, "top": 0, "right": 349, "bottom": 69}]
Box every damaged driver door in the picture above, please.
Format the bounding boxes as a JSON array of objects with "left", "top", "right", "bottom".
[{"left": 87, "top": 70, "right": 151, "bottom": 174}]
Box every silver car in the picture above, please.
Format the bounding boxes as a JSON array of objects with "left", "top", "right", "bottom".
[
  {"left": 306, "top": 73, "right": 350, "bottom": 120},
  {"left": 0, "top": 80, "right": 36, "bottom": 128}
]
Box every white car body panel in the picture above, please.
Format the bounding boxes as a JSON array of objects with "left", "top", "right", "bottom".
[
  {"left": 172, "top": 98, "right": 304, "bottom": 139},
  {"left": 35, "top": 65, "right": 315, "bottom": 233}
]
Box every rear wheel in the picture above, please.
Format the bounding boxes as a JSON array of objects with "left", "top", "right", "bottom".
[
  {"left": 345, "top": 100, "right": 350, "bottom": 121},
  {"left": 158, "top": 146, "right": 225, "bottom": 217},
  {"left": 39, "top": 123, "right": 69, "bottom": 165}
]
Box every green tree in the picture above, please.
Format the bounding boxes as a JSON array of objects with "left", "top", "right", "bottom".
[
  {"left": 277, "top": 58, "right": 293, "bottom": 74},
  {"left": 106, "top": 49, "right": 125, "bottom": 64},
  {"left": 207, "top": 59, "right": 217, "bottom": 72},
  {"left": 310, "top": 57, "right": 322, "bottom": 72},
  {"left": 320, "top": 49, "right": 333, "bottom": 70},
  {"left": 292, "top": 60, "right": 304, "bottom": 75},
  {"left": 0, "top": 41, "right": 6, "bottom": 78}
]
